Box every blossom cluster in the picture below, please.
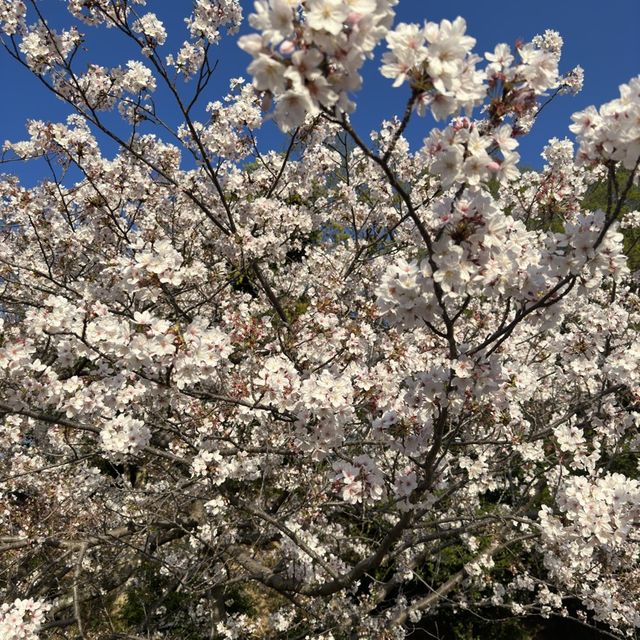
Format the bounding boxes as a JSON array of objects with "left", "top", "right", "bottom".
[
  {"left": 18, "top": 22, "right": 82, "bottom": 73},
  {"left": 238, "top": 0, "right": 398, "bottom": 129},
  {"left": 100, "top": 414, "right": 152, "bottom": 458},
  {"left": 571, "top": 76, "right": 640, "bottom": 170},
  {"left": 0, "top": 0, "right": 26, "bottom": 35},
  {"left": 424, "top": 118, "right": 520, "bottom": 186},
  {"left": 334, "top": 454, "right": 384, "bottom": 503},
  {"left": 539, "top": 474, "right": 640, "bottom": 627},
  {"left": 0, "top": 599, "right": 50, "bottom": 640},
  {"left": 0, "top": 1, "right": 639, "bottom": 638},
  {"left": 179, "top": 79, "right": 263, "bottom": 160},
  {"left": 381, "top": 17, "right": 485, "bottom": 120}
]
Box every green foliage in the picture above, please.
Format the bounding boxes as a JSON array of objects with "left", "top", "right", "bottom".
[
  {"left": 112, "top": 562, "right": 201, "bottom": 639},
  {"left": 408, "top": 609, "right": 540, "bottom": 640},
  {"left": 582, "top": 168, "right": 640, "bottom": 270}
]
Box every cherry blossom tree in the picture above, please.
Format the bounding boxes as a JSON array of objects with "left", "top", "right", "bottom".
[{"left": 0, "top": 1, "right": 639, "bottom": 639}]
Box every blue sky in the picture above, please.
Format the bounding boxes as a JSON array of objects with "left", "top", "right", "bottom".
[{"left": 0, "top": 0, "right": 638, "bottom": 185}]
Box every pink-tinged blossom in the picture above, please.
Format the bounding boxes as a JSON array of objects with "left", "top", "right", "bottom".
[
  {"left": 485, "top": 43, "right": 513, "bottom": 76},
  {"left": 539, "top": 474, "right": 640, "bottom": 627},
  {"left": 381, "top": 17, "right": 484, "bottom": 120},
  {"left": 305, "top": 0, "right": 349, "bottom": 35},
  {"left": 572, "top": 76, "right": 640, "bottom": 170},
  {"left": 19, "top": 23, "right": 81, "bottom": 72},
  {"left": 166, "top": 40, "right": 205, "bottom": 78},
  {"left": 517, "top": 43, "right": 559, "bottom": 94},
  {"left": 100, "top": 414, "right": 151, "bottom": 458},
  {"left": 334, "top": 454, "right": 384, "bottom": 504},
  {"left": 0, "top": 0, "right": 26, "bottom": 35},
  {"left": 241, "top": 0, "right": 398, "bottom": 127},
  {"left": 273, "top": 73, "right": 317, "bottom": 129},
  {"left": 249, "top": 0, "right": 295, "bottom": 45},
  {"left": 0, "top": 599, "right": 50, "bottom": 640},
  {"left": 187, "top": 0, "right": 243, "bottom": 43},
  {"left": 133, "top": 12, "right": 167, "bottom": 47},
  {"left": 493, "top": 124, "right": 518, "bottom": 153},
  {"left": 248, "top": 53, "right": 287, "bottom": 92},
  {"left": 121, "top": 60, "right": 156, "bottom": 93},
  {"left": 1, "top": 3, "right": 640, "bottom": 637},
  {"left": 135, "top": 238, "right": 184, "bottom": 285},
  {"left": 560, "top": 64, "right": 584, "bottom": 95},
  {"left": 300, "top": 369, "right": 354, "bottom": 412}
]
